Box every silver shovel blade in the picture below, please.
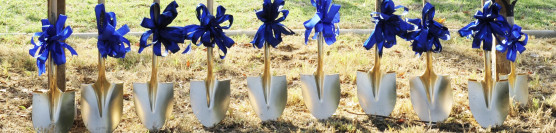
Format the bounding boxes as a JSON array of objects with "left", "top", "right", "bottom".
[
  {"left": 356, "top": 71, "right": 397, "bottom": 116},
  {"left": 409, "top": 75, "right": 453, "bottom": 122},
  {"left": 468, "top": 80, "right": 509, "bottom": 128},
  {"left": 300, "top": 74, "right": 340, "bottom": 119},
  {"left": 500, "top": 74, "right": 529, "bottom": 106},
  {"left": 246, "top": 76, "right": 287, "bottom": 121},
  {"left": 132, "top": 83, "right": 174, "bottom": 131},
  {"left": 81, "top": 83, "right": 123, "bottom": 133},
  {"left": 190, "top": 79, "right": 230, "bottom": 127},
  {"left": 32, "top": 91, "right": 76, "bottom": 133}
]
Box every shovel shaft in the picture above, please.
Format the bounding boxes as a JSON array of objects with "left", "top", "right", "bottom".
[
  {"left": 425, "top": 51, "right": 433, "bottom": 75},
  {"left": 317, "top": 33, "right": 324, "bottom": 80},
  {"left": 483, "top": 50, "right": 493, "bottom": 98},
  {"left": 206, "top": 47, "right": 214, "bottom": 88},
  {"left": 263, "top": 43, "right": 271, "bottom": 92},
  {"left": 47, "top": 0, "right": 57, "bottom": 93},
  {"left": 207, "top": 0, "right": 214, "bottom": 14},
  {"left": 316, "top": 33, "right": 325, "bottom": 98}
]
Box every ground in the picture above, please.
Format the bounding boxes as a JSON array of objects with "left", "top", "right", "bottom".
[{"left": 1, "top": 0, "right": 556, "bottom": 132}]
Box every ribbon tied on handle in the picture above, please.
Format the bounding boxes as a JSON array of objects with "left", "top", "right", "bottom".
[
  {"left": 496, "top": 24, "right": 528, "bottom": 62},
  {"left": 95, "top": 4, "right": 131, "bottom": 58},
  {"left": 405, "top": 2, "right": 450, "bottom": 55},
  {"left": 183, "top": 4, "right": 235, "bottom": 59},
  {"left": 458, "top": 0, "right": 510, "bottom": 51},
  {"left": 251, "top": 0, "right": 295, "bottom": 49},
  {"left": 139, "top": 1, "right": 185, "bottom": 56},
  {"left": 29, "top": 14, "right": 77, "bottom": 76},
  {"left": 303, "top": 0, "right": 341, "bottom": 45},
  {"left": 363, "top": 0, "right": 415, "bottom": 56}
]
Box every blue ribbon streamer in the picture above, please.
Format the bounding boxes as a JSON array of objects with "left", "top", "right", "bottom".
[
  {"left": 29, "top": 15, "right": 77, "bottom": 76},
  {"left": 139, "top": 1, "right": 185, "bottom": 56},
  {"left": 458, "top": 0, "right": 510, "bottom": 51},
  {"left": 183, "top": 4, "right": 235, "bottom": 59},
  {"left": 95, "top": 4, "right": 131, "bottom": 58},
  {"left": 496, "top": 24, "right": 528, "bottom": 62},
  {"left": 251, "top": 0, "right": 295, "bottom": 49},
  {"left": 303, "top": 0, "right": 341, "bottom": 45},
  {"left": 363, "top": 0, "right": 415, "bottom": 56},
  {"left": 405, "top": 2, "right": 450, "bottom": 55}
]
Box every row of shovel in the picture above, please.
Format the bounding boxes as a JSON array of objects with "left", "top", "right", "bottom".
[
  {"left": 31, "top": 1, "right": 529, "bottom": 133},
  {"left": 33, "top": 36, "right": 529, "bottom": 133}
]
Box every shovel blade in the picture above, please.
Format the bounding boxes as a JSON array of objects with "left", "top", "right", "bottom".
[
  {"left": 246, "top": 76, "right": 287, "bottom": 121},
  {"left": 300, "top": 74, "right": 340, "bottom": 119},
  {"left": 409, "top": 75, "right": 453, "bottom": 122},
  {"left": 81, "top": 83, "right": 123, "bottom": 133},
  {"left": 190, "top": 79, "right": 231, "bottom": 127},
  {"left": 356, "top": 71, "right": 396, "bottom": 116},
  {"left": 500, "top": 74, "right": 529, "bottom": 106},
  {"left": 32, "top": 91, "right": 75, "bottom": 133},
  {"left": 468, "top": 80, "right": 509, "bottom": 128},
  {"left": 132, "top": 83, "right": 174, "bottom": 131}
]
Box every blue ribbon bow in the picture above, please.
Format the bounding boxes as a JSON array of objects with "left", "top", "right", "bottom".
[
  {"left": 363, "top": 0, "right": 415, "bottom": 56},
  {"left": 251, "top": 0, "right": 295, "bottom": 49},
  {"left": 29, "top": 15, "right": 77, "bottom": 76},
  {"left": 139, "top": 1, "right": 185, "bottom": 56},
  {"left": 303, "top": 0, "right": 341, "bottom": 45},
  {"left": 496, "top": 24, "right": 528, "bottom": 62},
  {"left": 405, "top": 2, "right": 450, "bottom": 55},
  {"left": 183, "top": 4, "right": 235, "bottom": 59},
  {"left": 95, "top": 4, "right": 131, "bottom": 58},
  {"left": 458, "top": 0, "right": 510, "bottom": 51}
]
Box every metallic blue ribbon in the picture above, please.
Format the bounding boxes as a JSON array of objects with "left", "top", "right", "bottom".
[
  {"left": 183, "top": 4, "right": 235, "bottom": 59},
  {"left": 496, "top": 24, "right": 527, "bottom": 62},
  {"left": 251, "top": 0, "right": 295, "bottom": 49},
  {"left": 458, "top": 0, "right": 510, "bottom": 51},
  {"left": 29, "top": 15, "right": 77, "bottom": 76},
  {"left": 406, "top": 2, "right": 450, "bottom": 55},
  {"left": 363, "top": 0, "right": 415, "bottom": 56},
  {"left": 303, "top": 0, "right": 341, "bottom": 45},
  {"left": 139, "top": 1, "right": 185, "bottom": 56},
  {"left": 95, "top": 4, "right": 131, "bottom": 58}
]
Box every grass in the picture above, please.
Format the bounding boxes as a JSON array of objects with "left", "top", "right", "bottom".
[
  {"left": 0, "top": 32, "right": 555, "bottom": 132},
  {"left": 0, "top": 0, "right": 555, "bottom": 33}
]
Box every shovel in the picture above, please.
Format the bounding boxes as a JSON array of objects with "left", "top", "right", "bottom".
[
  {"left": 356, "top": 0, "right": 399, "bottom": 117},
  {"left": 80, "top": 1, "right": 124, "bottom": 132},
  {"left": 504, "top": 61, "right": 528, "bottom": 106},
  {"left": 190, "top": 47, "right": 231, "bottom": 127},
  {"left": 499, "top": 16, "right": 528, "bottom": 106},
  {"left": 190, "top": 0, "right": 231, "bottom": 127},
  {"left": 32, "top": 1, "right": 75, "bottom": 132},
  {"left": 81, "top": 54, "right": 123, "bottom": 133},
  {"left": 300, "top": 33, "right": 340, "bottom": 119},
  {"left": 132, "top": 54, "right": 174, "bottom": 131},
  {"left": 356, "top": 45, "right": 396, "bottom": 116},
  {"left": 132, "top": 0, "right": 175, "bottom": 131},
  {"left": 247, "top": 42, "right": 288, "bottom": 121},
  {"left": 33, "top": 54, "right": 76, "bottom": 133},
  {"left": 408, "top": 0, "right": 453, "bottom": 122},
  {"left": 468, "top": 50, "right": 509, "bottom": 128},
  {"left": 409, "top": 52, "right": 452, "bottom": 122}
]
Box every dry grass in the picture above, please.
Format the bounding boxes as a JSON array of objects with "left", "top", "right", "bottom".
[{"left": 0, "top": 34, "right": 555, "bottom": 132}]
